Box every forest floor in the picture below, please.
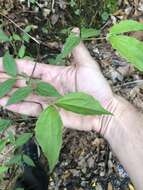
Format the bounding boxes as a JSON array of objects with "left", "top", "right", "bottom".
[{"left": 0, "top": 0, "right": 143, "bottom": 190}]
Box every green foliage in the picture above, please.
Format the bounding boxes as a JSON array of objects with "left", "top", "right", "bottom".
[
  {"left": 34, "top": 81, "right": 61, "bottom": 97},
  {"left": 12, "top": 33, "right": 21, "bottom": 41},
  {"left": 0, "top": 29, "right": 10, "bottom": 42},
  {"left": 5, "top": 18, "right": 143, "bottom": 176},
  {"left": 68, "top": 0, "right": 118, "bottom": 27},
  {"left": 0, "top": 119, "right": 11, "bottom": 132},
  {"left": 7, "top": 153, "right": 35, "bottom": 167},
  {"left": 101, "top": 12, "right": 109, "bottom": 22},
  {"left": 109, "top": 20, "right": 143, "bottom": 35},
  {"left": 0, "top": 4, "right": 143, "bottom": 184},
  {"left": 22, "top": 25, "right": 33, "bottom": 43},
  {"left": 108, "top": 19, "right": 143, "bottom": 71},
  {"left": 55, "top": 32, "right": 81, "bottom": 64},
  {"left": 0, "top": 140, "right": 6, "bottom": 152},
  {"left": 18, "top": 45, "right": 26, "bottom": 58},
  {"left": 35, "top": 106, "right": 63, "bottom": 172},
  {"left": 69, "top": 0, "right": 80, "bottom": 16},
  {"left": 0, "top": 166, "right": 8, "bottom": 175},
  {"left": 70, "top": 0, "right": 76, "bottom": 7},
  {"left": 7, "top": 131, "right": 15, "bottom": 144},
  {"left": 56, "top": 28, "right": 100, "bottom": 64},
  {"left": 81, "top": 28, "right": 100, "bottom": 39},
  {"left": 7, "top": 86, "right": 33, "bottom": 105},
  {"left": 0, "top": 26, "right": 111, "bottom": 174},
  {"left": 108, "top": 35, "right": 143, "bottom": 71},
  {"left": 22, "top": 154, "right": 35, "bottom": 167},
  {"left": 29, "top": 0, "right": 37, "bottom": 4},
  {"left": 35, "top": 92, "right": 110, "bottom": 171},
  {"left": 56, "top": 92, "right": 111, "bottom": 115},
  {"left": 1, "top": 18, "right": 143, "bottom": 175},
  {"left": 7, "top": 155, "right": 22, "bottom": 165},
  {"left": 104, "top": 0, "right": 117, "bottom": 14},
  {"left": 3, "top": 51, "right": 17, "bottom": 77},
  {"left": 15, "top": 133, "right": 33, "bottom": 148},
  {"left": 22, "top": 33, "right": 30, "bottom": 43},
  {"left": 0, "top": 79, "right": 16, "bottom": 98}
]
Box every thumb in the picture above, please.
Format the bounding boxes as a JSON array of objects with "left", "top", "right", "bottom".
[{"left": 71, "top": 28, "right": 99, "bottom": 67}]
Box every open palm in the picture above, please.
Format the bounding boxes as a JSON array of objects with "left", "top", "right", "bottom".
[{"left": 0, "top": 30, "right": 113, "bottom": 132}]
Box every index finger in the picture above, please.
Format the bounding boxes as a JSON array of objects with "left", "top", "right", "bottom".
[
  {"left": 0, "top": 58, "right": 74, "bottom": 95},
  {"left": 0, "top": 57, "right": 65, "bottom": 79}
]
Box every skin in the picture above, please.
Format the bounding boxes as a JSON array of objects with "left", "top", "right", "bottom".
[{"left": 0, "top": 28, "right": 143, "bottom": 189}]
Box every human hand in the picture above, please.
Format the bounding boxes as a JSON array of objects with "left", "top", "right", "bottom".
[{"left": 0, "top": 28, "right": 114, "bottom": 132}]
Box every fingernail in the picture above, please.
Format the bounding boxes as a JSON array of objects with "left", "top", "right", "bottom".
[{"left": 72, "top": 27, "right": 80, "bottom": 36}]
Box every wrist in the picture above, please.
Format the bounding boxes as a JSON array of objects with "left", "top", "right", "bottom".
[
  {"left": 97, "top": 95, "right": 143, "bottom": 190},
  {"left": 93, "top": 95, "right": 130, "bottom": 139}
]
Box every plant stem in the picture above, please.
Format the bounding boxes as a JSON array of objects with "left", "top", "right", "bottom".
[{"left": 28, "top": 45, "right": 40, "bottom": 84}]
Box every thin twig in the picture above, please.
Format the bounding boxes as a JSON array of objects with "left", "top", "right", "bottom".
[
  {"left": 28, "top": 44, "right": 41, "bottom": 83},
  {"left": 24, "top": 100, "right": 44, "bottom": 111},
  {"left": 1, "top": 13, "right": 59, "bottom": 48},
  {"left": 114, "top": 80, "right": 143, "bottom": 89},
  {"left": 0, "top": 13, "right": 42, "bottom": 83},
  {"left": 51, "top": 0, "right": 55, "bottom": 13},
  {"left": 84, "top": 37, "right": 106, "bottom": 41},
  {"left": 0, "top": 12, "right": 40, "bottom": 45},
  {"left": 15, "top": 117, "right": 37, "bottom": 122},
  {"left": 101, "top": 20, "right": 111, "bottom": 31}
]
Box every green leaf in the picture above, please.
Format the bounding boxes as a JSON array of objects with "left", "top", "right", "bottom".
[
  {"left": 22, "top": 25, "right": 33, "bottom": 42},
  {"left": 0, "top": 166, "right": 8, "bottom": 175},
  {"left": 35, "top": 106, "right": 63, "bottom": 172},
  {"left": 101, "top": 12, "right": 109, "bottom": 22},
  {"left": 15, "top": 188, "right": 24, "bottom": 190},
  {"left": 74, "top": 9, "right": 80, "bottom": 15},
  {"left": 12, "top": 34, "right": 21, "bottom": 41},
  {"left": 15, "top": 133, "right": 32, "bottom": 147},
  {"left": 0, "top": 119, "right": 11, "bottom": 132},
  {"left": 29, "top": 0, "right": 36, "bottom": 3},
  {"left": 55, "top": 32, "right": 81, "bottom": 63},
  {"left": 55, "top": 54, "right": 64, "bottom": 64},
  {"left": 7, "top": 86, "right": 33, "bottom": 105},
  {"left": 0, "top": 29, "right": 10, "bottom": 42},
  {"left": 60, "top": 28, "right": 72, "bottom": 35},
  {"left": 7, "top": 155, "right": 22, "bottom": 165},
  {"left": 109, "top": 20, "right": 143, "bottom": 35},
  {"left": 34, "top": 81, "right": 61, "bottom": 97},
  {"left": 108, "top": 35, "right": 143, "bottom": 71},
  {"left": 0, "top": 79, "right": 16, "bottom": 98},
  {"left": 24, "top": 25, "right": 33, "bottom": 33},
  {"left": 48, "top": 58, "right": 56, "bottom": 65},
  {"left": 0, "top": 140, "right": 6, "bottom": 152},
  {"left": 81, "top": 28, "right": 100, "bottom": 40},
  {"left": 3, "top": 51, "right": 17, "bottom": 77},
  {"left": 18, "top": 45, "right": 26, "bottom": 58},
  {"left": 62, "top": 32, "right": 81, "bottom": 56},
  {"left": 22, "top": 33, "right": 30, "bottom": 42},
  {"left": 7, "top": 131, "right": 15, "bottom": 144},
  {"left": 55, "top": 92, "right": 111, "bottom": 115},
  {"left": 23, "top": 154, "right": 35, "bottom": 167}
]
